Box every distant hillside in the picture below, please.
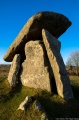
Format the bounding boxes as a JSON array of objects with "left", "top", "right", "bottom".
[
  {"left": 0, "top": 64, "right": 10, "bottom": 72},
  {"left": 66, "top": 65, "right": 79, "bottom": 75}
]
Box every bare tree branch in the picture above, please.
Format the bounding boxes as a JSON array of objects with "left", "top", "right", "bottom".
[{"left": 66, "top": 50, "right": 79, "bottom": 75}]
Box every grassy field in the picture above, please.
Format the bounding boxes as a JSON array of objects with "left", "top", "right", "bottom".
[{"left": 0, "top": 65, "right": 79, "bottom": 120}]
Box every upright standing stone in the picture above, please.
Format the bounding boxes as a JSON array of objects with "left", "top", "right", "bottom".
[
  {"left": 42, "top": 29, "right": 74, "bottom": 100},
  {"left": 8, "top": 54, "right": 21, "bottom": 87},
  {"left": 20, "top": 40, "right": 54, "bottom": 92}
]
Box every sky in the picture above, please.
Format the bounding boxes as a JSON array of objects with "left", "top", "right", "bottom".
[{"left": 0, "top": 0, "right": 79, "bottom": 64}]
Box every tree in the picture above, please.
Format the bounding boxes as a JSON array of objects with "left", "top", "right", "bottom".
[{"left": 66, "top": 51, "right": 79, "bottom": 76}]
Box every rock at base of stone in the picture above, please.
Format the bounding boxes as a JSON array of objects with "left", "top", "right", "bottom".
[
  {"left": 41, "top": 113, "right": 48, "bottom": 120},
  {"left": 18, "top": 96, "right": 32, "bottom": 111},
  {"left": 8, "top": 54, "right": 21, "bottom": 87},
  {"left": 42, "top": 29, "right": 74, "bottom": 100},
  {"left": 20, "top": 40, "right": 54, "bottom": 92},
  {"left": 34, "top": 100, "right": 48, "bottom": 120},
  {"left": 34, "top": 100, "right": 42, "bottom": 111}
]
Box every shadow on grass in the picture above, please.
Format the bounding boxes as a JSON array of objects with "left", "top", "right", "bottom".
[
  {"left": 1, "top": 78, "right": 79, "bottom": 119},
  {"left": 34, "top": 90, "right": 79, "bottom": 119},
  {"left": 71, "top": 85, "right": 79, "bottom": 100}
]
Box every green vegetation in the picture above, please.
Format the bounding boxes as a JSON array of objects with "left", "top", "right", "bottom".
[{"left": 0, "top": 68, "right": 79, "bottom": 120}]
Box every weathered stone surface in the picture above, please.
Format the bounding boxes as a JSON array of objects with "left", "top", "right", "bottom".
[
  {"left": 3, "top": 11, "right": 71, "bottom": 62},
  {"left": 20, "top": 40, "right": 54, "bottom": 92},
  {"left": 18, "top": 96, "right": 32, "bottom": 110},
  {"left": 8, "top": 54, "right": 21, "bottom": 87},
  {"left": 34, "top": 100, "right": 42, "bottom": 111},
  {"left": 42, "top": 29, "right": 74, "bottom": 100},
  {"left": 34, "top": 100, "right": 48, "bottom": 120},
  {"left": 41, "top": 113, "right": 48, "bottom": 120}
]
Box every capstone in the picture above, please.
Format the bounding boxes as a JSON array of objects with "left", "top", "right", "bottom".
[{"left": 3, "top": 11, "right": 71, "bottom": 62}]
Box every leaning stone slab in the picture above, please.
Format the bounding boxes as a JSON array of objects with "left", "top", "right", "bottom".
[
  {"left": 42, "top": 29, "right": 74, "bottom": 100},
  {"left": 3, "top": 11, "right": 71, "bottom": 62},
  {"left": 8, "top": 54, "right": 21, "bottom": 87}
]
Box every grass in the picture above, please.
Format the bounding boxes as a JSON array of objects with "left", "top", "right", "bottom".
[
  {"left": 70, "top": 76, "right": 79, "bottom": 100},
  {"left": 0, "top": 67, "right": 79, "bottom": 119}
]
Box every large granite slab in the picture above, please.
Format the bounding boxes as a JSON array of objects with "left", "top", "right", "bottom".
[{"left": 42, "top": 29, "right": 74, "bottom": 100}]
